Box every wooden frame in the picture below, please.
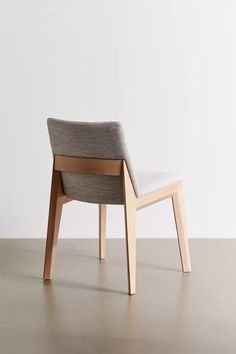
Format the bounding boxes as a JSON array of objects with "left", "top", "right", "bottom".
[
  {"left": 43, "top": 155, "right": 191, "bottom": 294},
  {"left": 99, "top": 204, "right": 106, "bottom": 260},
  {"left": 54, "top": 155, "right": 122, "bottom": 176}
]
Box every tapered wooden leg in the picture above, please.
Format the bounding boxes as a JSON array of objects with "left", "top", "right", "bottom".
[
  {"left": 123, "top": 161, "right": 136, "bottom": 295},
  {"left": 172, "top": 185, "right": 191, "bottom": 273},
  {"left": 99, "top": 204, "right": 107, "bottom": 259},
  {"left": 43, "top": 169, "right": 64, "bottom": 280}
]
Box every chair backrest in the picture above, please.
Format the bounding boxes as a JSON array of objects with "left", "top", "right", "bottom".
[{"left": 47, "top": 118, "right": 138, "bottom": 204}]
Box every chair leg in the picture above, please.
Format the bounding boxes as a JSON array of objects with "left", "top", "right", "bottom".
[
  {"left": 124, "top": 202, "right": 136, "bottom": 295},
  {"left": 43, "top": 170, "right": 63, "bottom": 280},
  {"left": 99, "top": 204, "right": 106, "bottom": 259},
  {"left": 123, "top": 161, "right": 136, "bottom": 295},
  {"left": 172, "top": 185, "right": 191, "bottom": 273}
]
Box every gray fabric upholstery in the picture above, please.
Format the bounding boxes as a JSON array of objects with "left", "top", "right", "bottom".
[
  {"left": 47, "top": 118, "right": 182, "bottom": 204},
  {"left": 47, "top": 118, "right": 138, "bottom": 204}
]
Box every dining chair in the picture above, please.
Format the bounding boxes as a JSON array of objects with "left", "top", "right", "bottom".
[{"left": 43, "top": 118, "right": 191, "bottom": 295}]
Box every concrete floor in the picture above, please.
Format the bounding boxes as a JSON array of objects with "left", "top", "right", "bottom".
[{"left": 0, "top": 239, "right": 235, "bottom": 354}]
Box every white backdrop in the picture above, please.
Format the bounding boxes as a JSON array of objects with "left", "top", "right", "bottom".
[{"left": 0, "top": 0, "right": 236, "bottom": 238}]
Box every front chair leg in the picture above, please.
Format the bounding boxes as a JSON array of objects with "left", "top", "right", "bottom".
[
  {"left": 43, "top": 169, "right": 63, "bottom": 280},
  {"left": 172, "top": 184, "right": 191, "bottom": 273},
  {"left": 123, "top": 161, "right": 137, "bottom": 295},
  {"left": 99, "top": 204, "right": 107, "bottom": 259},
  {"left": 124, "top": 202, "right": 136, "bottom": 295}
]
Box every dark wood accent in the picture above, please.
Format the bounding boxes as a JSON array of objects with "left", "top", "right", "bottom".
[{"left": 54, "top": 155, "right": 123, "bottom": 176}]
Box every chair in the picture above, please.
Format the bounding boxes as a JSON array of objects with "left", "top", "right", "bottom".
[{"left": 43, "top": 118, "right": 191, "bottom": 295}]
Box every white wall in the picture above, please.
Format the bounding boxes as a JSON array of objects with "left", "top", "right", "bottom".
[{"left": 0, "top": 0, "right": 236, "bottom": 238}]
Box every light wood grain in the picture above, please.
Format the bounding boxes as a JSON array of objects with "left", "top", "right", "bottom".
[
  {"left": 172, "top": 185, "right": 191, "bottom": 272},
  {"left": 136, "top": 182, "right": 181, "bottom": 210},
  {"left": 123, "top": 161, "right": 137, "bottom": 295},
  {"left": 99, "top": 204, "right": 107, "bottom": 260}
]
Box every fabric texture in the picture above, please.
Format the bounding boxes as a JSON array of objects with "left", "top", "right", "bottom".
[
  {"left": 47, "top": 118, "right": 181, "bottom": 204},
  {"left": 47, "top": 118, "right": 138, "bottom": 204}
]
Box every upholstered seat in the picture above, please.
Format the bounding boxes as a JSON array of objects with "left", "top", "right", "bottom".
[{"left": 135, "top": 170, "right": 181, "bottom": 197}]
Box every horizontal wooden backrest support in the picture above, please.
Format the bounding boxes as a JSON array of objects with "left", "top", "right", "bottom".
[{"left": 54, "top": 155, "right": 123, "bottom": 176}]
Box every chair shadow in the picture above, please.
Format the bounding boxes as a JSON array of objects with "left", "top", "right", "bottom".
[
  {"left": 9, "top": 272, "right": 127, "bottom": 295},
  {"left": 70, "top": 253, "right": 98, "bottom": 261},
  {"left": 137, "top": 262, "right": 182, "bottom": 273},
  {"left": 45, "top": 279, "right": 127, "bottom": 295}
]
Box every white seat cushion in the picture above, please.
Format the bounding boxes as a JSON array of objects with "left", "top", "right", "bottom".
[{"left": 135, "top": 170, "right": 181, "bottom": 197}]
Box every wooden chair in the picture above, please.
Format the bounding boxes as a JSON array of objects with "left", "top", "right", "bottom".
[{"left": 43, "top": 118, "right": 191, "bottom": 295}]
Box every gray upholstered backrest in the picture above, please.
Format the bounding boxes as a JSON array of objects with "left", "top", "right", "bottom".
[{"left": 47, "top": 118, "right": 138, "bottom": 204}]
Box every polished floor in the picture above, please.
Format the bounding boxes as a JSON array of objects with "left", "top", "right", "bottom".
[{"left": 0, "top": 239, "right": 235, "bottom": 354}]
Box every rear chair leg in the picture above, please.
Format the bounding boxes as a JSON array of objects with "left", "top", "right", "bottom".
[
  {"left": 43, "top": 170, "right": 63, "bottom": 280},
  {"left": 172, "top": 185, "right": 191, "bottom": 273},
  {"left": 99, "top": 204, "right": 107, "bottom": 259}
]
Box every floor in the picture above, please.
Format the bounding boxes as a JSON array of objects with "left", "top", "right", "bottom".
[{"left": 0, "top": 239, "right": 235, "bottom": 354}]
